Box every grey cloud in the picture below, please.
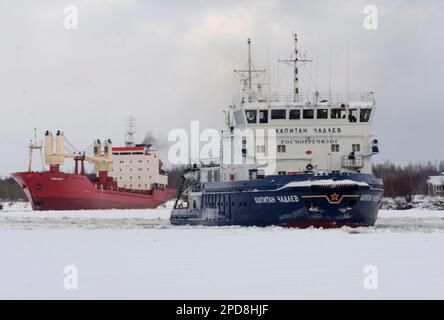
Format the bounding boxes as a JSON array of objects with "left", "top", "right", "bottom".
[{"left": 0, "top": 0, "right": 443, "bottom": 174}]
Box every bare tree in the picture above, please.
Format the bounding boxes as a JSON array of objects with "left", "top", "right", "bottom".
[
  {"left": 0, "top": 177, "right": 26, "bottom": 201},
  {"left": 373, "top": 161, "right": 438, "bottom": 202}
]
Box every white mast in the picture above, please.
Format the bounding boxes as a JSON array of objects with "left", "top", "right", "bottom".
[
  {"left": 248, "top": 38, "right": 252, "bottom": 90},
  {"left": 27, "top": 128, "right": 43, "bottom": 172},
  {"left": 125, "top": 116, "right": 136, "bottom": 147},
  {"left": 234, "top": 39, "right": 265, "bottom": 99},
  {"left": 279, "top": 34, "right": 312, "bottom": 103}
]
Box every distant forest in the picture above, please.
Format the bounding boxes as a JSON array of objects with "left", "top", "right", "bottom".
[
  {"left": 0, "top": 177, "right": 26, "bottom": 201},
  {"left": 1, "top": 162, "right": 443, "bottom": 202},
  {"left": 372, "top": 161, "right": 444, "bottom": 201}
]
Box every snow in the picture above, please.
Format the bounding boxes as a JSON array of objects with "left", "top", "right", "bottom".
[
  {"left": 282, "top": 179, "right": 370, "bottom": 188},
  {"left": 381, "top": 195, "right": 444, "bottom": 210},
  {"left": 1, "top": 207, "right": 444, "bottom": 299},
  {"left": 0, "top": 201, "right": 31, "bottom": 211},
  {"left": 427, "top": 175, "right": 444, "bottom": 186}
]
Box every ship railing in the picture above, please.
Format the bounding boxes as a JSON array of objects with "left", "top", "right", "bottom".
[
  {"left": 199, "top": 158, "right": 221, "bottom": 167},
  {"left": 341, "top": 154, "right": 364, "bottom": 170},
  {"left": 232, "top": 91, "right": 375, "bottom": 106}
]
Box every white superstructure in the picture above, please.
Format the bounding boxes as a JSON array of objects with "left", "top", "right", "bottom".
[
  {"left": 202, "top": 35, "right": 380, "bottom": 183},
  {"left": 109, "top": 119, "right": 168, "bottom": 190},
  {"left": 109, "top": 145, "right": 168, "bottom": 190}
]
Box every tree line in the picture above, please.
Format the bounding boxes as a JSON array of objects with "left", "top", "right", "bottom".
[
  {"left": 372, "top": 161, "right": 444, "bottom": 201},
  {"left": 0, "top": 177, "right": 27, "bottom": 201}
]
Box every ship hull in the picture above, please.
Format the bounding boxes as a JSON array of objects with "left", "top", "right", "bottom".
[
  {"left": 12, "top": 171, "right": 176, "bottom": 211},
  {"left": 170, "top": 173, "right": 383, "bottom": 228}
]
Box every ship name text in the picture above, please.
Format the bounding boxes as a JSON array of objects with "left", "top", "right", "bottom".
[
  {"left": 276, "top": 127, "right": 342, "bottom": 135},
  {"left": 280, "top": 138, "right": 339, "bottom": 145},
  {"left": 254, "top": 195, "right": 299, "bottom": 204},
  {"left": 360, "top": 194, "right": 381, "bottom": 202}
]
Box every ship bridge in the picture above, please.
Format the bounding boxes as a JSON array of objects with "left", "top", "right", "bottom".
[
  {"left": 231, "top": 90, "right": 375, "bottom": 125},
  {"left": 222, "top": 89, "right": 378, "bottom": 180},
  {"left": 233, "top": 90, "right": 374, "bottom": 106}
]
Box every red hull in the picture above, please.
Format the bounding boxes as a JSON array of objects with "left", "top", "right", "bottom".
[{"left": 12, "top": 171, "right": 176, "bottom": 211}]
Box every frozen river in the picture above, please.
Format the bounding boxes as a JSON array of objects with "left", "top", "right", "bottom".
[{"left": 1, "top": 204, "right": 444, "bottom": 299}]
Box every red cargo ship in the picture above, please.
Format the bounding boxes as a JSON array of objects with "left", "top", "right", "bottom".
[
  {"left": 12, "top": 170, "right": 176, "bottom": 211},
  {"left": 12, "top": 121, "right": 176, "bottom": 211}
]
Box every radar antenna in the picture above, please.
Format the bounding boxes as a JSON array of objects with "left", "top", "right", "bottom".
[
  {"left": 279, "top": 34, "right": 312, "bottom": 103},
  {"left": 125, "top": 116, "right": 136, "bottom": 147},
  {"left": 234, "top": 39, "right": 266, "bottom": 97}
]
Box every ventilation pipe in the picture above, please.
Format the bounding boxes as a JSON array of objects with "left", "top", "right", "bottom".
[
  {"left": 93, "top": 139, "right": 101, "bottom": 158},
  {"left": 55, "top": 130, "right": 65, "bottom": 165},
  {"left": 44, "top": 131, "right": 53, "bottom": 160}
]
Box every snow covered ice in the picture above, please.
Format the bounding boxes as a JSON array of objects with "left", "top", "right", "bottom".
[{"left": 1, "top": 203, "right": 444, "bottom": 299}]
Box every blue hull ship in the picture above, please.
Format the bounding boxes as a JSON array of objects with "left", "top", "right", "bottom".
[
  {"left": 170, "top": 35, "right": 384, "bottom": 228},
  {"left": 171, "top": 173, "right": 383, "bottom": 227}
]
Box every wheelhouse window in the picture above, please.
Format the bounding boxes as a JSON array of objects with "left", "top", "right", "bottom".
[
  {"left": 352, "top": 144, "right": 361, "bottom": 152},
  {"left": 348, "top": 109, "right": 358, "bottom": 122},
  {"left": 360, "top": 108, "right": 372, "bottom": 122},
  {"left": 331, "top": 108, "right": 346, "bottom": 119},
  {"left": 303, "top": 109, "right": 314, "bottom": 119},
  {"left": 259, "top": 110, "right": 268, "bottom": 123},
  {"left": 331, "top": 144, "right": 340, "bottom": 152},
  {"left": 317, "top": 109, "right": 328, "bottom": 119},
  {"left": 245, "top": 110, "right": 257, "bottom": 124},
  {"left": 271, "top": 109, "right": 286, "bottom": 120},
  {"left": 289, "top": 109, "right": 301, "bottom": 120}
]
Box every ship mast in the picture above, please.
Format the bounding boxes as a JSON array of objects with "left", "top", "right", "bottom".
[
  {"left": 234, "top": 39, "right": 265, "bottom": 99},
  {"left": 125, "top": 116, "right": 136, "bottom": 147},
  {"left": 279, "top": 34, "right": 312, "bottom": 103},
  {"left": 28, "top": 128, "right": 43, "bottom": 172},
  {"left": 247, "top": 38, "right": 252, "bottom": 90}
]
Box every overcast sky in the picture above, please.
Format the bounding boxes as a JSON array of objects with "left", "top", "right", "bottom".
[{"left": 0, "top": 0, "right": 443, "bottom": 175}]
